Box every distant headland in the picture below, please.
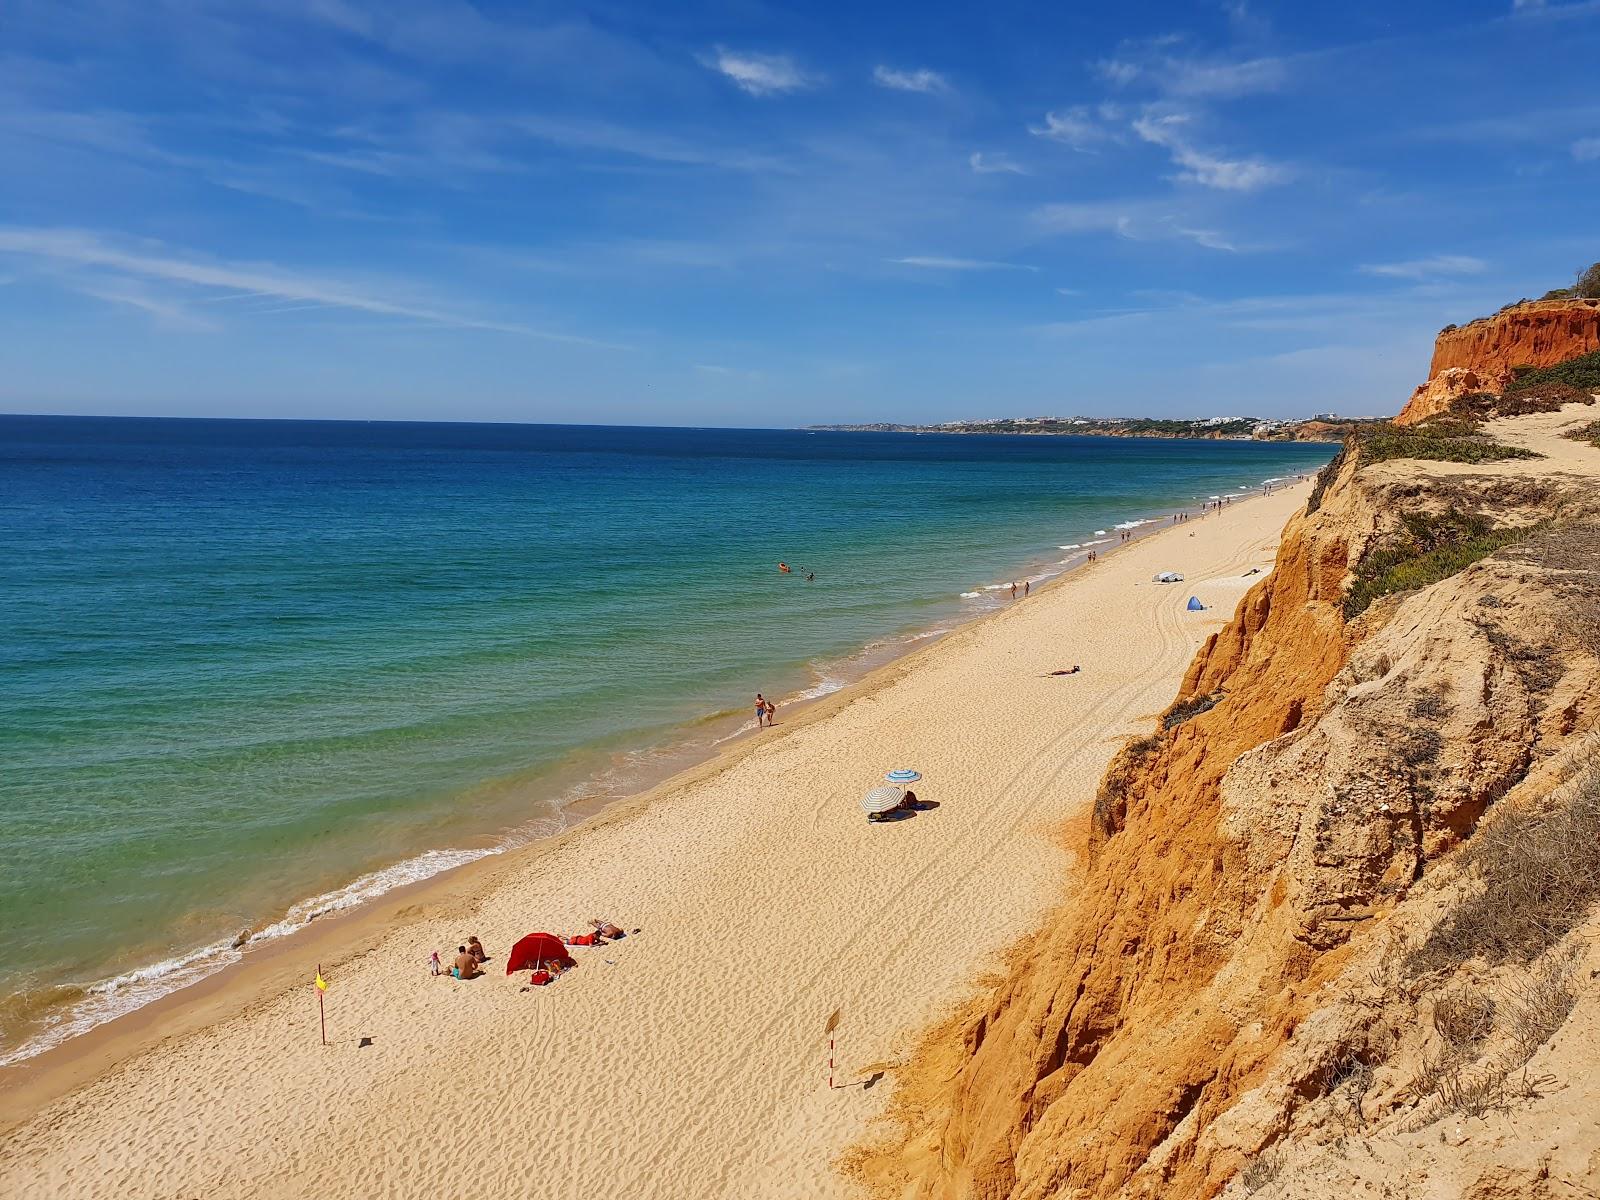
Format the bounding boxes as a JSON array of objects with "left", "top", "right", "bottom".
[{"left": 806, "top": 413, "right": 1379, "bottom": 442}]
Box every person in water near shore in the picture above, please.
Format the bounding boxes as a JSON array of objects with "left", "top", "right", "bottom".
[
  {"left": 805, "top": 572, "right": 814, "bottom": 581},
  {"left": 1010, "top": 582, "right": 1017, "bottom": 599},
  {"left": 755, "top": 693, "right": 769, "bottom": 728},
  {"left": 452, "top": 946, "right": 481, "bottom": 980},
  {"left": 1024, "top": 580, "right": 1030, "bottom": 597},
  {"left": 763, "top": 697, "right": 776, "bottom": 725}
]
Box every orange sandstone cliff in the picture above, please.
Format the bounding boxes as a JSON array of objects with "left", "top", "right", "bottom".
[
  {"left": 851, "top": 408, "right": 1600, "bottom": 1199},
  {"left": 1399, "top": 298, "right": 1600, "bottom": 425}
]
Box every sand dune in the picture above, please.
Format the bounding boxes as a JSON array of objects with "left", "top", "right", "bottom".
[{"left": 0, "top": 485, "right": 1308, "bottom": 1200}]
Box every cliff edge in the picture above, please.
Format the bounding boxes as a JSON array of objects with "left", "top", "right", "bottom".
[
  {"left": 1400, "top": 298, "right": 1600, "bottom": 425},
  {"left": 849, "top": 402, "right": 1600, "bottom": 1198}
]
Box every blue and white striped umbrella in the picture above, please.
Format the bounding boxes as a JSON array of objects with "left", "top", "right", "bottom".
[
  {"left": 861, "top": 785, "right": 905, "bottom": 814},
  {"left": 885, "top": 768, "right": 922, "bottom": 784}
]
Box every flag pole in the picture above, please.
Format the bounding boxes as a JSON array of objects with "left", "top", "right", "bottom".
[
  {"left": 824, "top": 1009, "right": 841, "bottom": 1090},
  {"left": 317, "top": 963, "right": 327, "bottom": 1046}
]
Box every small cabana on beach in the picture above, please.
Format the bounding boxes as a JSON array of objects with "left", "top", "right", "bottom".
[
  {"left": 1186, "top": 595, "right": 1206, "bottom": 611},
  {"left": 1153, "top": 571, "right": 1184, "bottom": 584}
]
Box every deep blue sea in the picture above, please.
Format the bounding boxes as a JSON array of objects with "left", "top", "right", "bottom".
[{"left": 0, "top": 414, "right": 1334, "bottom": 1061}]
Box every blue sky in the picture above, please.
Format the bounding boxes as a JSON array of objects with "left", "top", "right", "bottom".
[{"left": 3, "top": 0, "right": 1599, "bottom": 425}]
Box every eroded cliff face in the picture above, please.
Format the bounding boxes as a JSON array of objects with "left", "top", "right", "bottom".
[
  {"left": 1399, "top": 299, "right": 1600, "bottom": 425},
  {"left": 852, "top": 412, "right": 1600, "bottom": 1200}
]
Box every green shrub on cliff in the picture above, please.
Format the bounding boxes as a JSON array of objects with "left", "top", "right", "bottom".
[
  {"left": 1502, "top": 349, "right": 1600, "bottom": 398},
  {"left": 1563, "top": 419, "right": 1600, "bottom": 448},
  {"left": 1345, "top": 510, "right": 1534, "bottom": 619},
  {"left": 1356, "top": 422, "right": 1540, "bottom": 467},
  {"left": 1576, "top": 261, "right": 1600, "bottom": 299}
]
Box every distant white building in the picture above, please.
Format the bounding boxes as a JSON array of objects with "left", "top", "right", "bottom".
[{"left": 1311, "top": 411, "right": 1339, "bottom": 421}]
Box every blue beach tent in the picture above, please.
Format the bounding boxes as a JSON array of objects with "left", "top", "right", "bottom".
[{"left": 1186, "top": 596, "right": 1206, "bottom": 611}]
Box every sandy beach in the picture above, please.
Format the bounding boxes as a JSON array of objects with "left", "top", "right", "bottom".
[{"left": 0, "top": 482, "right": 1309, "bottom": 1200}]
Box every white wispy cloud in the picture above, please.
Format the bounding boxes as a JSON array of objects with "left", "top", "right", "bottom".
[
  {"left": 1096, "top": 53, "right": 1287, "bottom": 98},
  {"left": 1029, "top": 105, "right": 1124, "bottom": 151},
  {"left": 74, "top": 280, "right": 218, "bottom": 331},
  {"left": 1032, "top": 202, "right": 1240, "bottom": 251},
  {"left": 969, "top": 151, "right": 1027, "bottom": 175},
  {"left": 873, "top": 65, "right": 950, "bottom": 94},
  {"left": 510, "top": 114, "right": 791, "bottom": 172},
  {"left": 701, "top": 47, "right": 818, "bottom": 96},
  {"left": 0, "top": 227, "right": 621, "bottom": 345},
  {"left": 1358, "top": 254, "right": 1488, "bottom": 280},
  {"left": 888, "top": 256, "right": 1039, "bottom": 272},
  {"left": 1133, "top": 112, "right": 1290, "bottom": 191},
  {"left": 1574, "top": 137, "right": 1600, "bottom": 160}
]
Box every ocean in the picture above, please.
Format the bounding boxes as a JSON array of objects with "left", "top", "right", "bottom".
[{"left": 0, "top": 415, "right": 1335, "bottom": 1062}]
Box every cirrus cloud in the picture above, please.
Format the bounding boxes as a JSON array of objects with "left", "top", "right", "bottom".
[
  {"left": 700, "top": 47, "right": 818, "bottom": 96},
  {"left": 1358, "top": 254, "right": 1488, "bottom": 280},
  {"left": 873, "top": 65, "right": 950, "bottom": 94}
]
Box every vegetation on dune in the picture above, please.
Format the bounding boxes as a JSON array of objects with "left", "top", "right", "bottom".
[
  {"left": 1354, "top": 420, "right": 1541, "bottom": 467},
  {"left": 1344, "top": 510, "right": 1536, "bottom": 619},
  {"left": 1505, "top": 349, "right": 1600, "bottom": 398},
  {"left": 1562, "top": 419, "right": 1600, "bottom": 449}
]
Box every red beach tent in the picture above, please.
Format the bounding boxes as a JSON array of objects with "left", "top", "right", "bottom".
[{"left": 506, "top": 932, "right": 574, "bottom": 975}]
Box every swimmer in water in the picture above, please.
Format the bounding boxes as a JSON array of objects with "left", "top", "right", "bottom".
[{"left": 805, "top": 572, "right": 814, "bottom": 581}]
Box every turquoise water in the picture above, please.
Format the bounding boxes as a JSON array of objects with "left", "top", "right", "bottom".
[{"left": 0, "top": 415, "right": 1334, "bottom": 1060}]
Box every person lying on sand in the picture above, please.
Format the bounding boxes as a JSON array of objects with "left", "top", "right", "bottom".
[
  {"left": 1045, "top": 666, "right": 1081, "bottom": 676},
  {"left": 452, "top": 946, "right": 482, "bottom": 979},
  {"left": 590, "top": 919, "right": 625, "bottom": 940},
  {"left": 467, "top": 936, "right": 487, "bottom": 963}
]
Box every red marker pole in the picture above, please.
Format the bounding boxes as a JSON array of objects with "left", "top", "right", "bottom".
[
  {"left": 317, "top": 963, "right": 327, "bottom": 1047},
  {"left": 824, "top": 1008, "right": 841, "bottom": 1090}
]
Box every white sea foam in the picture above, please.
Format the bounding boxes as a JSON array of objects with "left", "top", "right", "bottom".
[
  {"left": 0, "top": 842, "right": 514, "bottom": 1068},
  {"left": 794, "top": 675, "right": 846, "bottom": 701},
  {"left": 1114, "top": 519, "right": 1154, "bottom": 531},
  {"left": 1058, "top": 543, "right": 1081, "bottom": 550},
  {"left": 960, "top": 590, "right": 983, "bottom": 598},
  {"left": 1094, "top": 529, "right": 1108, "bottom": 536}
]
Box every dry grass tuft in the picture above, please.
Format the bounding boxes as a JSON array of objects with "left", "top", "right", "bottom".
[
  {"left": 1502, "top": 956, "right": 1580, "bottom": 1067},
  {"left": 1405, "top": 766, "right": 1600, "bottom": 976},
  {"left": 1239, "top": 1147, "right": 1285, "bottom": 1193},
  {"left": 1433, "top": 987, "right": 1496, "bottom": 1055}
]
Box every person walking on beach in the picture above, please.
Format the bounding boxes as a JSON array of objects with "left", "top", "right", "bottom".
[
  {"left": 1024, "top": 580, "right": 1030, "bottom": 597},
  {"left": 763, "top": 696, "right": 776, "bottom": 726},
  {"left": 755, "top": 693, "right": 769, "bottom": 729},
  {"left": 1010, "top": 582, "right": 1017, "bottom": 599}
]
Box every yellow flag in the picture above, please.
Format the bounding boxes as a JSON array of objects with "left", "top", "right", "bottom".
[{"left": 314, "top": 972, "right": 328, "bottom": 991}]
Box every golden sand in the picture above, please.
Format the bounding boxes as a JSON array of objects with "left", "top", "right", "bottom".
[{"left": 0, "top": 482, "right": 1309, "bottom": 1199}]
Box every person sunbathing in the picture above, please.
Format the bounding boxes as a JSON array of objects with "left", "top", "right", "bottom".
[
  {"left": 467, "top": 936, "right": 487, "bottom": 962},
  {"left": 452, "top": 946, "right": 482, "bottom": 979},
  {"left": 590, "top": 919, "right": 625, "bottom": 941}
]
